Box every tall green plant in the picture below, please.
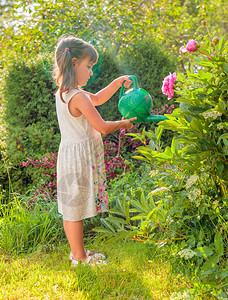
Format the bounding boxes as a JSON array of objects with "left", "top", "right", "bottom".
[
  {"left": 0, "top": 193, "right": 64, "bottom": 254},
  {"left": 95, "top": 27, "right": 228, "bottom": 298}
]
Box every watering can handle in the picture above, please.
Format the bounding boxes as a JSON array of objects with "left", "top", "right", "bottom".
[{"left": 119, "top": 75, "right": 139, "bottom": 99}]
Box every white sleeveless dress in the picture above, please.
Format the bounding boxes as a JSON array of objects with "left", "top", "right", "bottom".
[{"left": 55, "top": 88, "right": 109, "bottom": 221}]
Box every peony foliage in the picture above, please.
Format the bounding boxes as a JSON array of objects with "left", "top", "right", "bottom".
[{"left": 95, "top": 25, "right": 228, "bottom": 298}]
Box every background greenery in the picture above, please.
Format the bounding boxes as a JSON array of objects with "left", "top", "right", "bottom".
[{"left": 0, "top": 1, "right": 228, "bottom": 299}]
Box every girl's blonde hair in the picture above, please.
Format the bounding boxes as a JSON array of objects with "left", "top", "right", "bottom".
[{"left": 53, "top": 36, "right": 98, "bottom": 103}]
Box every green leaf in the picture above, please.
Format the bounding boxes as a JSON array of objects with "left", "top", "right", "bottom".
[
  {"left": 217, "top": 133, "right": 228, "bottom": 144},
  {"left": 93, "top": 227, "right": 114, "bottom": 234},
  {"left": 142, "top": 127, "right": 146, "bottom": 143},
  {"left": 149, "top": 194, "right": 156, "bottom": 210},
  {"left": 131, "top": 200, "right": 148, "bottom": 213},
  {"left": 106, "top": 216, "right": 127, "bottom": 225},
  {"left": 171, "top": 138, "right": 176, "bottom": 154},
  {"left": 222, "top": 62, "right": 228, "bottom": 75},
  {"left": 190, "top": 119, "right": 203, "bottom": 134},
  {"left": 108, "top": 209, "right": 126, "bottom": 217},
  {"left": 214, "top": 231, "right": 224, "bottom": 256},
  {"left": 219, "top": 268, "right": 228, "bottom": 280},
  {"left": 140, "top": 191, "right": 148, "bottom": 212},
  {"left": 101, "top": 218, "right": 116, "bottom": 233},
  {"left": 146, "top": 207, "right": 157, "bottom": 219},
  {"left": 94, "top": 233, "right": 113, "bottom": 243},
  {"left": 125, "top": 201, "right": 130, "bottom": 224},
  {"left": 131, "top": 214, "right": 147, "bottom": 221},
  {"left": 141, "top": 220, "right": 150, "bottom": 231},
  {"left": 200, "top": 255, "right": 219, "bottom": 276},
  {"left": 196, "top": 246, "right": 213, "bottom": 258},
  {"left": 217, "top": 161, "right": 224, "bottom": 174},
  {"left": 156, "top": 126, "right": 164, "bottom": 142},
  {"left": 132, "top": 155, "right": 150, "bottom": 163},
  {"left": 145, "top": 131, "right": 156, "bottom": 140}
]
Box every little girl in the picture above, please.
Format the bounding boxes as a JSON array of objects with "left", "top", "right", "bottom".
[{"left": 53, "top": 36, "right": 137, "bottom": 266}]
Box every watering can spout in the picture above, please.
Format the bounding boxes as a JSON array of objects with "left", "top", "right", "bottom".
[{"left": 144, "top": 115, "right": 168, "bottom": 123}]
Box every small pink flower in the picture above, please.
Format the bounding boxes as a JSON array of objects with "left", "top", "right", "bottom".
[
  {"left": 162, "top": 72, "right": 177, "bottom": 100},
  {"left": 99, "top": 195, "right": 105, "bottom": 201},
  {"left": 186, "top": 39, "right": 197, "bottom": 52},
  {"left": 103, "top": 199, "right": 108, "bottom": 205},
  {"left": 179, "top": 46, "right": 188, "bottom": 54},
  {"left": 99, "top": 187, "right": 104, "bottom": 193},
  {"left": 206, "top": 56, "right": 211, "bottom": 60}
]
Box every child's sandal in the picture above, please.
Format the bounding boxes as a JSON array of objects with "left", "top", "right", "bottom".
[
  {"left": 71, "top": 255, "right": 108, "bottom": 267},
  {"left": 69, "top": 250, "right": 105, "bottom": 261}
]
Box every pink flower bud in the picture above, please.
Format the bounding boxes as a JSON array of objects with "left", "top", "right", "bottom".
[{"left": 186, "top": 39, "right": 197, "bottom": 52}]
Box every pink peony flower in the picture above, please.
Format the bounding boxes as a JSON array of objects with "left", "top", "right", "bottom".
[
  {"left": 186, "top": 39, "right": 197, "bottom": 52},
  {"left": 162, "top": 72, "right": 177, "bottom": 100}
]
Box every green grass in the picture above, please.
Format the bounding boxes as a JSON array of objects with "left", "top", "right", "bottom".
[{"left": 0, "top": 240, "right": 215, "bottom": 300}]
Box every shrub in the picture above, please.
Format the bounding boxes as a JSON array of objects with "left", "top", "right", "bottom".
[
  {"left": 95, "top": 27, "right": 228, "bottom": 298},
  {"left": 22, "top": 153, "right": 57, "bottom": 208},
  {"left": 118, "top": 37, "right": 177, "bottom": 109},
  {"left": 85, "top": 49, "right": 123, "bottom": 121},
  {"left": 2, "top": 54, "right": 59, "bottom": 194}
]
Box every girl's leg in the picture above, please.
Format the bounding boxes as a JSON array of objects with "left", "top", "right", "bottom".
[{"left": 63, "top": 220, "right": 87, "bottom": 261}]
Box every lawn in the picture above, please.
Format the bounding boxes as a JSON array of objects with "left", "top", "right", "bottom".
[{"left": 0, "top": 240, "right": 214, "bottom": 300}]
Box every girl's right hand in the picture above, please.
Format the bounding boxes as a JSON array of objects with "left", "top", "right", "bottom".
[{"left": 122, "top": 117, "right": 137, "bottom": 129}]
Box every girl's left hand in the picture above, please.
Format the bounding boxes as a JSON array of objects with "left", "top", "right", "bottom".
[{"left": 115, "top": 76, "right": 133, "bottom": 89}]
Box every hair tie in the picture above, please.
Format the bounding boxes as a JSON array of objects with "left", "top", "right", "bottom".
[{"left": 65, "top": 48, "right": 70, "bottom": 51}]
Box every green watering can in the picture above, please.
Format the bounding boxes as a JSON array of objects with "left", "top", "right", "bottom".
[{"left": 118, "top": 75, "right": 168, "bottom": 123}]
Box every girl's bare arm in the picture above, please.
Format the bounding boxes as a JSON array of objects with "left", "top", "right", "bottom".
[
  {"left": 68, "top": 92, "right": 137, "bottom": 134},
  {"left": 84, "top": 76, "right": 132, "bottom": 106}
]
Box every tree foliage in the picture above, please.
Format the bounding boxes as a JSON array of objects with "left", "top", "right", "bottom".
[{"left": 0, "top": 0, "right": 227, "bottom": 69}]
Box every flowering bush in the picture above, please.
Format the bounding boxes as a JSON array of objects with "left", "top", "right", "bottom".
[
  {"left": 95, "top": 24, "right": 228, "bottom": 298},
  {"left": 103, "top": 124, "right": 146, "bottom": 181},
  {"left": 22, "top": 153, "right": 57, "bottom": 209},
  {"left": 151, "top": 103, "right": 175, "bottom": 115}
]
